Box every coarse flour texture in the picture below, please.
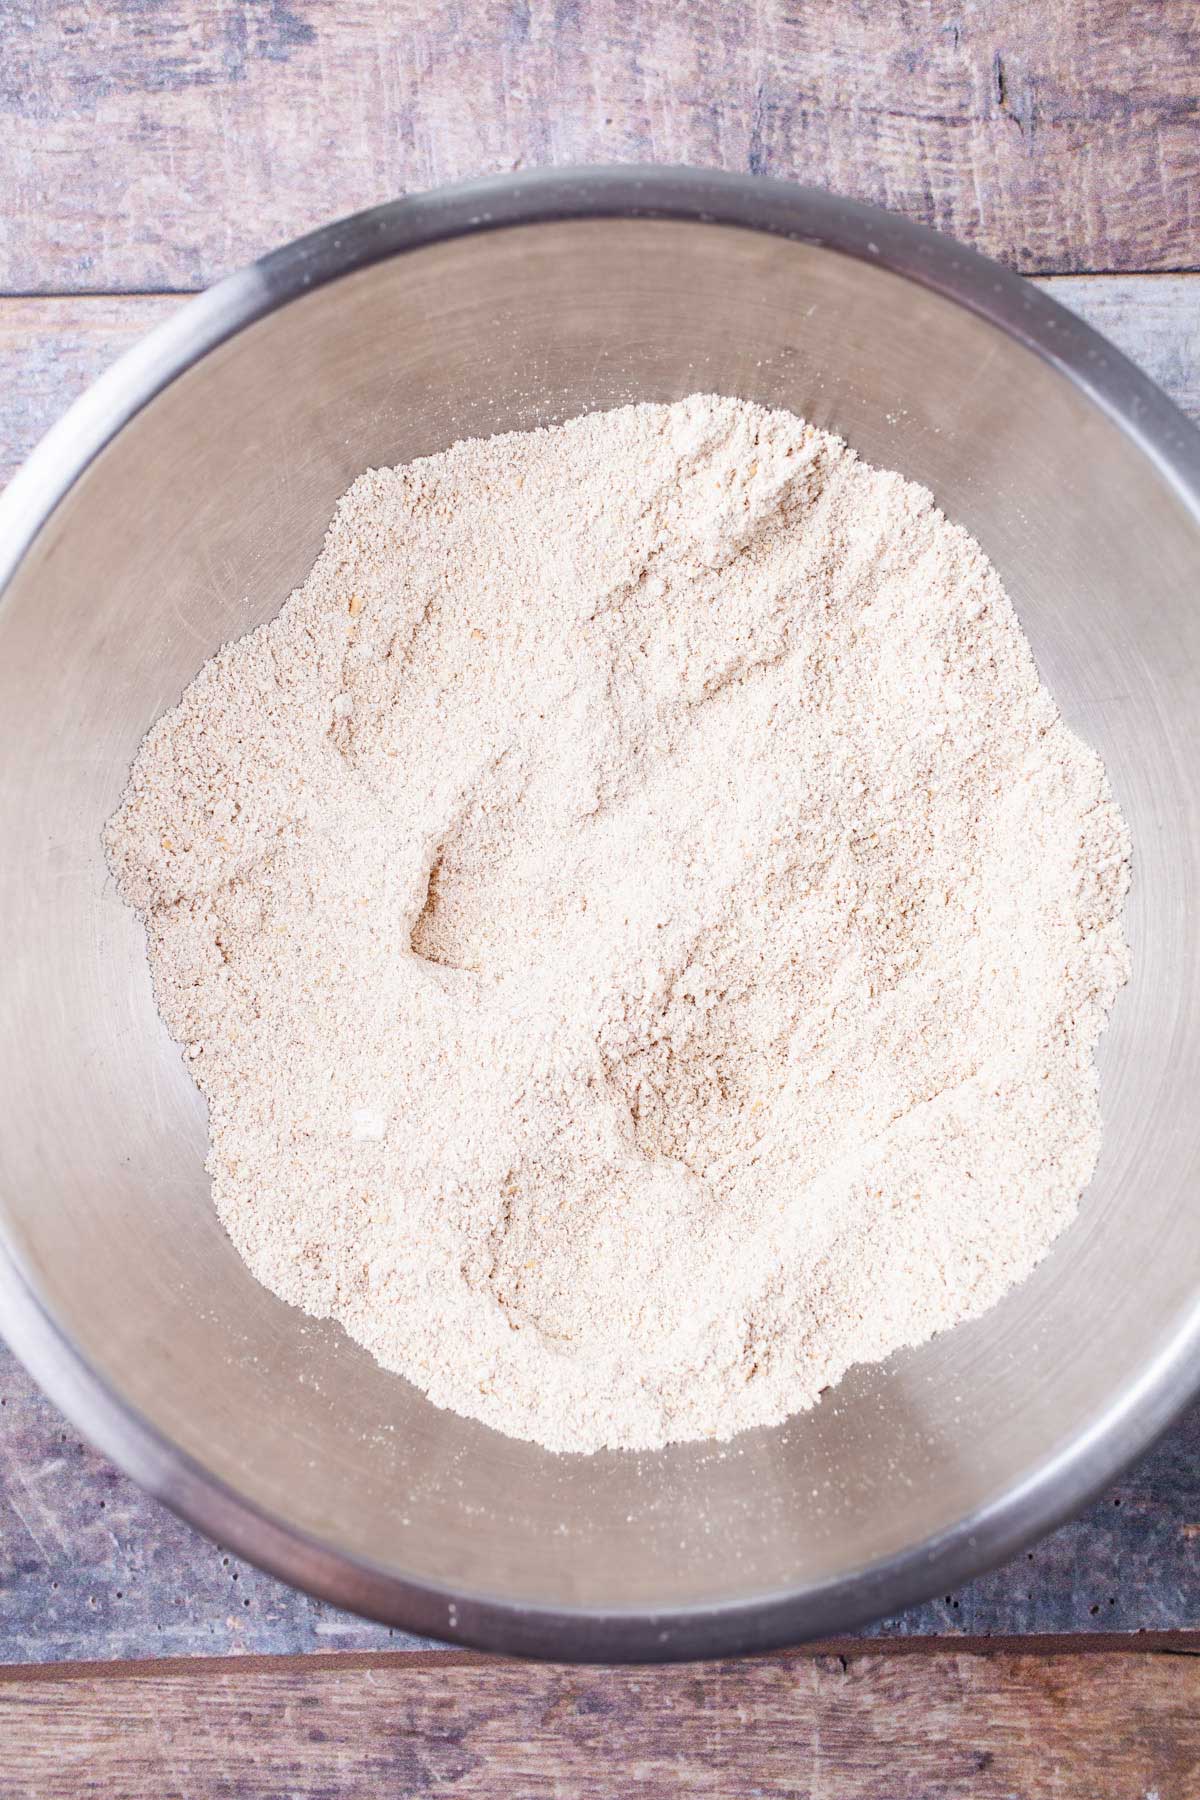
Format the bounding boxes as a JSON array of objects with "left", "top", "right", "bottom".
[{"left": 106, "top": 396, "right": 1131, "bottom": 1453}]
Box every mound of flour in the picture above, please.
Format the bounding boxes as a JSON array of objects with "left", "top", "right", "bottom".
[{"left": 106, "top": 395, "right": 1131, "bottom": 1453}]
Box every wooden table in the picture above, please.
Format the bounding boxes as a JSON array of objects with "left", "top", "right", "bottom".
[{"left": 2, "top": 4, "right": 1199, "bottom": 1794}]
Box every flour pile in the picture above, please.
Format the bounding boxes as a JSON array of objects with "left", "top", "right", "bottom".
[{"left": 105, "top": 395, "right": 1131, "bottom": 1453}]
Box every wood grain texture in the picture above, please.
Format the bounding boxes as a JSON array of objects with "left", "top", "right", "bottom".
[
  {"left": 1038, "top": 275, "right": 1200, "bottom": 417},
  {"left": 2, "top": 1648, "right": 1199, "bottom": 1798},
  {"left": 3, "top": 0, "right": 1198, "bottom": 293},
  {"left": 1, "top": 273, "right": 1199, "bottom": 1663}
]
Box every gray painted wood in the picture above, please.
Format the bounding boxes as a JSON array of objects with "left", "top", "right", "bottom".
[
  {"left": 0, "top": 275, "right": 1198, "bottom": 1663},
  {"left": 0, "top": 297, "right": 179, "bottom": 489},
  {"left": 1036, "top": 275, "right": 1200, "bottom": 420},
  {"left": 2, "top": 1, "right": 1199, "bottom": 293}
]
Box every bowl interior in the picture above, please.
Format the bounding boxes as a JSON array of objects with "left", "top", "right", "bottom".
[{"left": 2, "top": 214, "right": 1199, "bottom": 1652}]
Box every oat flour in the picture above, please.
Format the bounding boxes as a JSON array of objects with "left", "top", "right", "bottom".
[{"left": 105, "top": 396, "right": 1131, "bottom": 1453}]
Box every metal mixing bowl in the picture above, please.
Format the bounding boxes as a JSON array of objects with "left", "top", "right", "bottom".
[{"left": 1, "top": 168, "right": 1198, "bottom": 1662}]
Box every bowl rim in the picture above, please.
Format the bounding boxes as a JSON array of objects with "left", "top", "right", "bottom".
[{"left": 2, "top": 163, "right": 1200, "bottom": 1663}]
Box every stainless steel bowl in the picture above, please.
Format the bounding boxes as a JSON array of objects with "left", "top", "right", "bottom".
[{"left": 2, "top": 168, "right": 1199, "bottom": 1662}]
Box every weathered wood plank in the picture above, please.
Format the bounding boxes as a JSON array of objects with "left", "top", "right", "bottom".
[
  {"left": 3, "top": 1, "right": 1198, "bottom": 293},
  {"left": 0, "top": 297, "right": 179, "bottom": 487},
  {"left": 2, "top": 1648, "right": 1198, "bottom": 1797},
  {"left": 1037, "top": 275, "right": 1200, "bottom": 418}
]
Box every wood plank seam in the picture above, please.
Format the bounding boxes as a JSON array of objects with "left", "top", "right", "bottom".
[{"left": 2, "top": 1632, "right": 1200, "bottom": 1687}]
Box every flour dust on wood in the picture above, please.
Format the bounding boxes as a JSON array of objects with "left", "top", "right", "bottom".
[{"left": 105, "top": 396, "right": 1131, "bottom": 1454}]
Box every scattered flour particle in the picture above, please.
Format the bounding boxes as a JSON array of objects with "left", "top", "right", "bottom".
[{"left": 350, "top": 1108, "right": 387, "bottom": 1143}]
